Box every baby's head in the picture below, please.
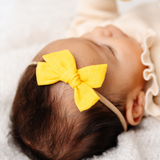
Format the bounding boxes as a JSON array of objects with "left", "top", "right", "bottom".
[{"left": 10, "top": 25, "right": 146, "bottom": 160}]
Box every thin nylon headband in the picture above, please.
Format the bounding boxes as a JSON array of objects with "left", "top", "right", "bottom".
[
  {"left": 95, "top": 91, "right": 127, "bottom": 131},
  {"left": 29, "top": 61, "right": 127, "bottom": 131}
]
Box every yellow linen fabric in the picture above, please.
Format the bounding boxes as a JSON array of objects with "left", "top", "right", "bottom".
[{"left": 36, "top": 50, "right": 107, "bottom": 111}]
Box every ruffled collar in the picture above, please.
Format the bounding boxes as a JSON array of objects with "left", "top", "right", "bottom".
[{"left": 140, "top": 29, "right": 160, "bottom": 116}]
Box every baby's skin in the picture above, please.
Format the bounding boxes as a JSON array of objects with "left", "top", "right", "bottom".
[{"left": 34, "top": 25, "right": 146, "bottom": 126}]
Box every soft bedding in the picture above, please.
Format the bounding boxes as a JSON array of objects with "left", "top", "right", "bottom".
[{"left": 0, "top": 0, "right": 160, "bottom": 159}]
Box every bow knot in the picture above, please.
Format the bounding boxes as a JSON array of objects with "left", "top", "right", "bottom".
[
  {"left": 60, "top": 69, "right": 81, "bottom": 89},
  {"left": 36, "top": 50, "right": 107, "bottom": 112}
]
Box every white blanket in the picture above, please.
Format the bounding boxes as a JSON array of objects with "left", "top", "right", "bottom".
[{"left": 0, "top": 0, "right": 160, "bottom": 159}]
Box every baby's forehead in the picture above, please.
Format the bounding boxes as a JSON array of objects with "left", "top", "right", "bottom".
[
  {"left": 33, "top": 38, "right": 84, "bottom": 60},
  {"left": 33, "top": 38, "right": 101, "bottom": 69}
]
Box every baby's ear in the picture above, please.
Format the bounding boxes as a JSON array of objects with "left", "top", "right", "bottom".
[{"left": 126, "top": 91, "right": 145, "bottom": 126}]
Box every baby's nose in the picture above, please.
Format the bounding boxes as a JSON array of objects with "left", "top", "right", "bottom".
[
  {"left": 104, "top": 25, "right": 128, "bottom": 37},
  {"left": 92, "top": 26, "right": 112, "bottom": 38}
]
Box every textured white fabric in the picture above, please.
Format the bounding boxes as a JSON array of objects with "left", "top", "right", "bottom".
[
  {"left": 140, "top": 30, "right": 160, "bottom": 118},
  {"left": 0, "top": 0, "right": 160, "bottom": 160}
]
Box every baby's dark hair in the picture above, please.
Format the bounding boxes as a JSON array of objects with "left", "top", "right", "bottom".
[{"left": 10, "top": 65, "right": 127, "bottom": 160}]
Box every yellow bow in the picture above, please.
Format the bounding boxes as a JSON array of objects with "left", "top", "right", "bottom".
[{"left": 36, "top": 50, "right": 107, "bottom": 112}]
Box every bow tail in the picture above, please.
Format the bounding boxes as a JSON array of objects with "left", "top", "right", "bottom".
[{"left": 74, "top": 83, "right": 100, "bottom": 112}]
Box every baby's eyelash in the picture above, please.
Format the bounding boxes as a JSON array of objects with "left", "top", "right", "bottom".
[{"left": 107, "top": 46, "right": 114, "bottom": 54}]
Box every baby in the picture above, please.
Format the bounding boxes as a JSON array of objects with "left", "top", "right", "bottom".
[{"left": 10, "top": 0, "right": 160, "bottom": 160}]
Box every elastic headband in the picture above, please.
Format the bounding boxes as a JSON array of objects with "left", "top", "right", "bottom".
[
  {"left": 29, "top": 50, "right": 127, "bottom": 131},
  {"left": 95, "top": 91, "right": 127, "bottom": 131},
  {"left": 29, "top": 62, "right": 127, "bottom": 131}
]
